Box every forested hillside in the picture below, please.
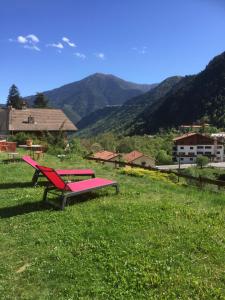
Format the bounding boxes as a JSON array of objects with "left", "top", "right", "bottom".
[{"left": 134, "top": 51, "right": 225, "bottom": 134}]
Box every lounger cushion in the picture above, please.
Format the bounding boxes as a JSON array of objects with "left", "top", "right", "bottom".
[
  {"left": 67, "top": 177, "right": 116, "bottom": 193},
  {"left": 22, "top": 155, "right": 95, "bottom": 176}
]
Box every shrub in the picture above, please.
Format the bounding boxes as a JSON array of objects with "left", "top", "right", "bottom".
[
  {"left": 156, "top": 150, "right": 172, "bottom": 165},
  {"left": 8, "top": 132, "right": 36, "bottom": 144},
  {"left": 196, "top": 155, "right": 209, "bottom": 168},
  {"left": 120, "top": 167, "right": 176, "bottom": 185},
  {"left": 90, "top": 143, "right": 103, "bottom": 154},
  {"left": 69, "top": 138, "right": 88, "bottom": 157},
  {"left": 116, "top": 142, "right": 133, "bottom": 153}
]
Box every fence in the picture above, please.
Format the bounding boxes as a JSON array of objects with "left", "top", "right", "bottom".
[{"left": 86, "top": 156, "right": 225, "bottom": 191}]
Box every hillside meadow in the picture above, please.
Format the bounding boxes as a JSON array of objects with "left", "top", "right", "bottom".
[{"left": 0, "top": 153, "right": 225, "bottom": 299}]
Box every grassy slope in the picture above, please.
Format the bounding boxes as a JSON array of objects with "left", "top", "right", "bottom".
[{"left": 0, "top": 154, "right": 225, "bottom": 299}]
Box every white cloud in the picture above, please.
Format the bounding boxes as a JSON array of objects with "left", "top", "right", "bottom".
[
  {"left": 17, "top": 36, "right": 27, "bottom": 44},
  {"left": 14, "top": 34, "right": 40, "bottom": 51},
  {"left": 47, "top": 42, "right": 64, "bottom": 49},
  {"left": 74, "top": 52, "right": 86, "bottom": 59},
  {"left": 62, "top": 36, "right": 76, "bottom": 47},
  {"left": 27, "top": 34, "right": 39, "bottom": 43},
  {"left": 95, "top": 52, "right": 105, "bottom": 60}
]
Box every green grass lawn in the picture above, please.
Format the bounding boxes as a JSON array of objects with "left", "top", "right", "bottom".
[{"left": 0, "top": 153, "right": 225, "bottom": 299}]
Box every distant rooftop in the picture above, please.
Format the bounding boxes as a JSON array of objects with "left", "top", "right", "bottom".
[
  {"left": 92, "top": 150, "right": 119, "bottom": 160},
  {"left": 123, "top": 150, "right": 144, "bottom": 163}
]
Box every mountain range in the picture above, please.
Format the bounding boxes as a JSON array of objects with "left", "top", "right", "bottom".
[
  {"left": 25, "top": 73, "right": 156, "bottom": 124},
  {"left": 77, "top": 76, "right": 183, "bottom": 136},
  {"left": 77, "top": 51, "right": 225, "bottom": 136}
]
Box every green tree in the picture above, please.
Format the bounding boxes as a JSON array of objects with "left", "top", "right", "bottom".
[
  {"left": 33, "top": 93, "right": 49, "bottom": 108},
  {"left": 116, "top": 142, "right": 133, "bottom": 153},
  {"left": 7, "top": 84, "right": 23, "bottom": 109},
  {"left": 91, "top": 143, "right": 103, "bottom": 153},
  {"left": 196, "top": 155, "right": 209, "bottom": 169},
  {"left": 156, "top": 150, "right": 172, "bottom": 165}
]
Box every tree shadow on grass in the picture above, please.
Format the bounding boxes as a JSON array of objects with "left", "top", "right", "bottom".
[
  {"left": 0, "top": 192, "right": 108, "bottom": 219},
  {"left": 0, "top": 201, "right": 48, "bottom": 218},
  {"left": 0, "top": 181, "right": 47, "bottom": 189}
]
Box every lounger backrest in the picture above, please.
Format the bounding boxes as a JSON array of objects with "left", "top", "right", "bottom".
[
  {"left": 22, "top": 156, "right": 39, "bottom": 169},
  {"left": 36, "top": 165, "right": 67, "bottom": 190}
]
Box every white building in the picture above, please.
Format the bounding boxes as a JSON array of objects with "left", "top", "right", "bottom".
[{"left": 172, "top": 133, "right": 224, "bottom": 164}]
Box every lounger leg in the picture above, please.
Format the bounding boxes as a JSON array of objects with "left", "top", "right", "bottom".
[
  {"left": 61, "top": 195, "right": 68, "bottom": 210},
  {"left": 32, "top": 169, "right": 40, "bottom": 186},
  {"left": 43, "top": 187, "right": 49, "bottom": 202},
  {"left": 92, "top": 174, "right": 96, "bottom": 178},
  {"left": 115, "top": 184, "right": 119, "bottom": 194}
]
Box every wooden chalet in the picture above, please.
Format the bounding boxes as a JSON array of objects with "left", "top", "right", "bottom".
[
  {"left": 173, "top": 133, "right": 224, "bottom": 163},
  {"left": 0, "top": 107, "right": 77, "bottom": 136}
]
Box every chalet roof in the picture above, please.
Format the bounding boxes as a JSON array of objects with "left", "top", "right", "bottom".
[
  {"left": 8, "top": 108, "right": 77, "bottom": 132},
  {"left": 93, "top": 150, "right": 119, "bottom": 160},
  {"left": 173, "top": 132, "right": 222, "bottom": 145},
  {"left": 123, "top": 150, "right": 144, "bottom": 163},
  {"left": 173, "top": 132, "right": 198, "bottom": 141}
]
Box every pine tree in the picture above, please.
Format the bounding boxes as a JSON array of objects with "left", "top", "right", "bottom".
[
  {"left": 7, "top": 84, "right": 23, "bottom": 109},
  {"left": 33, "top": 92, "right": 48, "bottom": 108}
]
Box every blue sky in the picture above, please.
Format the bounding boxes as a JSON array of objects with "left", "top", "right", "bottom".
[{"left": 1, "top": 0, "right": 225, "bottom": 102}]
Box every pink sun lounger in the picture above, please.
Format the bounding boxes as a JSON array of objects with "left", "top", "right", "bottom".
[
  {"left": 37, "top": 165, "right": 119, "bottom": 210},
  {"left": 22, "top": 155, "right": 95, "bottom": 186}
]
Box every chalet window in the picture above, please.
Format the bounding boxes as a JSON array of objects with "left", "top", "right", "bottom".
[
  {"left": 141, "top": 161, "right": 146, "bottom": 166},
  {"left": 197, "top": 152, "right": 203, "bottom": 155},
  {"left": 197, "top": 146, "right": 203, "bottom": 149},
  {"left": 205, "top": 146, "right": 212, "bottom": 149},
  {"left": 190, "top": 147, "right": 194, "bottom": 149},
  {"left": 180, "top": 158, "right": 184, "bottom": 161},
  {"left": 190, "top": 158, "right": 193, "bottom": 161},
  {"left": 217, "top": 151, "right": 221, "bottom": 154},
  {"left": 205, "top": 152, "right": 211, "bottom": 155},
  {"left": 217, "top": 146, "right": 222, "bottom": 149},
  {"left": 180, "top": 146, "right": 184, "bottom": 149}
]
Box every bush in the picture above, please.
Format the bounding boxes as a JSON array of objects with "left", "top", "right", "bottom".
[
  {"left": 196, "top": 155, "right": 209, "bottom": 168},
  {"left": 69, "top": 139, "right": 88, "bottom": 157},
  {"left": 116, "top": 142, "right": 133, "bottom": 153},
  {"left": 8, "top": 132, "right": 36, "bottom": 144},
  {"left": 120, "top": 167, "right": 176, "bottom": 184},
  {"left": 90, "top": 143, "right": 103, "bottom": 154},
  {"left": 156, "top": 150, "right": 172, "bottom": 165}
]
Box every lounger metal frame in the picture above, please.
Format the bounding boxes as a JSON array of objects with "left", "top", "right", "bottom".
[{"left": 42, "top": 182, "right": 119, "bottom": 210}]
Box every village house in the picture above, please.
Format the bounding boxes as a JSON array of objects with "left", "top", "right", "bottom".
[
  {"left": 92, "top": 150, "right": 120, "bottom": 166},
  {"left": 123, "top": 150, "right": 155, "bottom": 167},
  {"left": 179, "top": 123, "right": 210, "bottom": 133},
  {"left": 173, "top": 132, "right": 224, "bottom": 163},
  {"left": 0, "top": 107, "right": 77, "bottom": 136}
]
